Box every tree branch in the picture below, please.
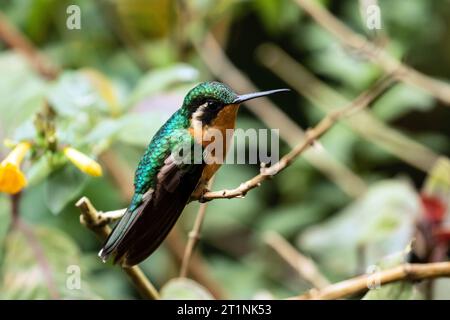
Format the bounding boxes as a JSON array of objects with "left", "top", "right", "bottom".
[
  {"left": 193, "top": 32, "right": 367, "bottom": 198},
  {"left": 264, "top": 231, "right": 330, "bottom": 289},
  {"left": 198, "top": 75, "right": 394, "bottom": 201},
  {"left": 0, "top": 12, "right": 58, "bottom": 80},
  {"left": 180, "top": 177, "right": 215, "bottom": 278},
  {"left": 293, "top": 0, "right": 450, "bottom": 106},
  {"left": 76, "top": 197, "right": 160, "bottom": 300},
  {"left": 257, "top": 43, "right": 440, "bottom": 172},
  {"left": 291, "top": 262, "right": 450, "bottom": 300}
]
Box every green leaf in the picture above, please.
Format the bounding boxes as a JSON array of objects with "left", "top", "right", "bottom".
[
  {"left": 0, "top": 53, "right": 47, "bottom": 137},
  {"left": 116, "top": 112, "right": 169, "bottom": 147},
  {"left": 160, "top": 278, "right": 214, "bottom": 300},
  {"left": 361, "top": 247, "right": 423, "bottom": 300},
  {"left": 47, "top": 71, "right": 114, "bottom": 117},
  {"left": 0, "top": 224, "right": 100, "bottom": 299},
  {"left": 26, "top": 155, "right": 53, "bottom": 186},
  {"left": 127, "top": 64, "right": 198, "bottom": 107},
  {"left": 256, "top": 203, "right": 327, "bottom": 238},
  {"left": 363, "top": 282, "right": 423, "bottom": 300},
  {"left": 0, "top": 196, "right": 11, "bottom": 262},
  {"left": 301, "top": 25, "right": 381, "bottom": 90},
  {"left": 253, "top": 0, "right": 301, "bottom": 33},
  {"left": 298, "top": 180, "right": 421, "bottom": 278},
  {"left": 83, "top": 118, "right": 124, "bottom": 146},
  {"left": 44, "top": 165, "right": 88, "bottom": 214},
  {"left": 372, "top": 84, "right": 434, "bottom": 121}
]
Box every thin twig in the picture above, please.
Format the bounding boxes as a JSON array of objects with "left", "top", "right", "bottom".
[
  {"left": 291, "top": 262, "right": 450, "bottom": 300},
  {"left": 264, "top": 231, "right": 330, "bottom": 289},
  {"left": 14, "top": 219, "right": 61, "bottom": 299},
  {"left": 165, "top": 228, "right": 225, "bottom": 299},
  {"left": 0, "top": 12, "right": 58, "bottom": 79},
  {"left": 76, "top": 197, "right": 160, "bottom": 300},
  {"left": 257, "top": 43, "right": 440, "bottom": 172},
  {"left": 199, "top": 75, "right": 394, "bottom": 201},
  {"left": 9, "top": 194, "right": 60, "bottom": 299},
  {"left": 180, "top": 177, "right": 215, "bottom": 278},
  {"left": 193, "top": 32, "right": 367, "bottom": 198},
  {"left": 293, "top": 0, "right": 450, "bottom": 106}
]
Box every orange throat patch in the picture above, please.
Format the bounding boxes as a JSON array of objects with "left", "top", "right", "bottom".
[{"left": 189, "top": 103, "right": 240, "bottom": 197}]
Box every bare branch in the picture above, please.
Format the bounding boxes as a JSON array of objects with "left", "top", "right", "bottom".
[
  {"left": 193, "top": 32, "right": 367, "bottom": 198},
  {"left": 76, "top": 197, "right": 160, "bottom": 300},
  {"left": 291, "top": 262, "right": 450, "bottom": 300},
  {"left": 0, "top": 12, "right": 58, "bottom": 79},
  {"left": 199, "top": 75, "right": 394, "bottom": 201},
  {"left": 293, "top": 0, "right": 450, "bottom": 106},
  {"left": 264, "top": 231, "right": 330, "bottom": 289},
  {"left": 258, "top": 43, "right": 440, "bottom": 172},
  {"left": 180, "top": 177, "right": 215, "bottom": 278}
]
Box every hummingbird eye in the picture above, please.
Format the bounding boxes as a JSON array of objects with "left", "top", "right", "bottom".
[{"left": 207, "top": 100, "right": 222, "bottom": 111}]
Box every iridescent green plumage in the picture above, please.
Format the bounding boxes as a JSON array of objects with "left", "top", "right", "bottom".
[
  {"left": 130, "top": 81, "right": 237, "bottom": 211},
  {"left": 130, "top": 108, "right": 190, "bottom": 210},
  {"left": 99, "top": 81, "right": 289, "bottom": 266},
  {"left": 127, "top": 81, "right": 288, "bottom": 204}
]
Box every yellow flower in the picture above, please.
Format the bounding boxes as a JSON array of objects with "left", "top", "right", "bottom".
[
  {"left": 0, "top": 142, "right": 31, "bottom": 194},
  {"left": 64, "top": 147, "right": 103, "bottom": 177}
]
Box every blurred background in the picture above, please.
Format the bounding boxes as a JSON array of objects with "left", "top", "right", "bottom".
[{"left": 0, "top": 0, "right": 449, "bottom": 299}]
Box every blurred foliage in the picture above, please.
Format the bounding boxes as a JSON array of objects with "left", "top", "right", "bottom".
[
  {"left": 0, "top": 0, "right": 449, "bottom": 300},
  {"left": 160, "top": 278, "right": 214, "bottom": 300}
]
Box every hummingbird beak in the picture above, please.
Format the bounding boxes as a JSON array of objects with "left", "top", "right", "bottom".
[{"left": 232, "top": 88, "right": 290, "bottom": 104}]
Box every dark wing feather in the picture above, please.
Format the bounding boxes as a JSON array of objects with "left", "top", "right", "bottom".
[{"left": 100, "top": 154, "right": 204, "bottom": 267}]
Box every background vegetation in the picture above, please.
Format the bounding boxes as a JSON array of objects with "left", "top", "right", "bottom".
[{"left": 0, "top": 0, "right": 449, "bottom": 299}]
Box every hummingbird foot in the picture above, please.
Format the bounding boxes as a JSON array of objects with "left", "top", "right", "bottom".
[{"left": 194, "top": 186, "right": 211, "bottom": 203}]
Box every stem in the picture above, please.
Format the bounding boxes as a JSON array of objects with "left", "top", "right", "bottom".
[{"left": 10, "top": 193, "right": 60, "bottom": 299}]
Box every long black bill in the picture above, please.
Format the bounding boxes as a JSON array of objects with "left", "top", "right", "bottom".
[{"left": 233, "top": 88, "right": 290, "bottom": 104}]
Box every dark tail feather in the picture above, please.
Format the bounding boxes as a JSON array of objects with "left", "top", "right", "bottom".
[
  {"left": 98, "top": 206, "right": 140, "bottom": 262},
  {"left": 99, "top": 160, "right": 204, "bottom": 266},
  {"left": 113, "top": 194, "right": 190, "bottom": 266}
]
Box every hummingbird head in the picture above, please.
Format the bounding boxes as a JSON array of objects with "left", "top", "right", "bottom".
[{"left": 183, "top": 81, "right": 289, "bottom": 124}]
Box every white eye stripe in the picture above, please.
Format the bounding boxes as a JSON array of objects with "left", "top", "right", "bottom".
[
  {"left": 192, "top": 102, "right": 208, "bottom": 121},
  {"left": 191, "top": 102, "right": 208, "bottom": 130}
]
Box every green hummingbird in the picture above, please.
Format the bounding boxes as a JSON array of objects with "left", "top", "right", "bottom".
[{"left": 99, "top": 81, "right": 289, "bottom": 266}]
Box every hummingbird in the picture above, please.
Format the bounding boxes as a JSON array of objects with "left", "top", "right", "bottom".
[{"left": 99, "top": 81, "right": 289, "bottom": 266}]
